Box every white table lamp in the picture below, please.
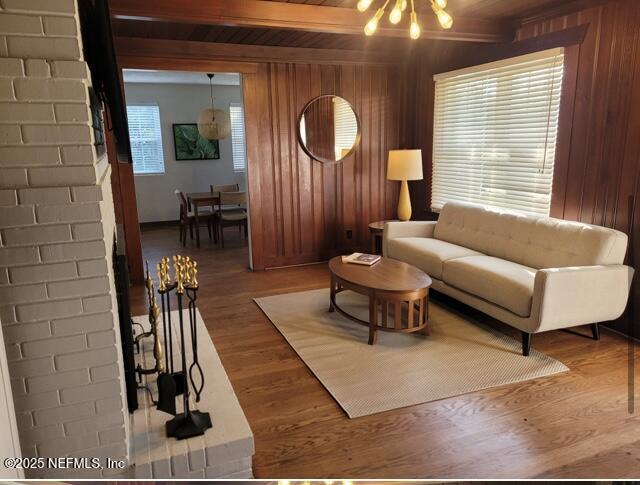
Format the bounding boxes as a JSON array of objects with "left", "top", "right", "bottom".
[{"left": 387, "top": 149, "right": 423, "bottom": 221}]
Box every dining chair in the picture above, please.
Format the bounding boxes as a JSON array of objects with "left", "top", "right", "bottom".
[
  {"left": 216, "top": 191, "right": 247, "bottom": 248},
  {"left": 210, "top": 184, "right": 240, "bottom": 239},
  {"left": 210, "top": 183, "right": 240, "bottom": 195},
  {"left": 175, "top": 190, "right": 214, "bottom": 247}
]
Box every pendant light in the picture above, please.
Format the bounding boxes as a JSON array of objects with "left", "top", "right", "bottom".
[
  {"left": 359, "top": 0, "right": 453, "bottom": 39},
  {"left": 197, "top": 73, "right": 231, "bottom": 140}
]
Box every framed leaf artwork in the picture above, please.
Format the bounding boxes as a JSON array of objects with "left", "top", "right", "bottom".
[{"left": 172, "top": 123, "right": 220, "bottom": 161}]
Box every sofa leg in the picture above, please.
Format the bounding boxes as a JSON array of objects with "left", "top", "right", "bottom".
[
  {"left": 522, "top": 332, "right": 532, "bottom": 356},
  {"left": 591, "top": 323, "right": 600, "bottom": 341}
]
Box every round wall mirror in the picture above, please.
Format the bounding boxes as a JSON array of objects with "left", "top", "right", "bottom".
[{"left": 298, "top": 95, "right": 361, "bottom": 163}]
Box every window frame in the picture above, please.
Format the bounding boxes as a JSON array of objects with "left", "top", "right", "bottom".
[
  {"left": 229, "top": 102, "right": 246, "bottom": 173},
  {"left": 430, "top": 47, "right": 565, "bottom": 217},
  {"left": 126, "top": 103, "right": 165, "bottom": 176}
]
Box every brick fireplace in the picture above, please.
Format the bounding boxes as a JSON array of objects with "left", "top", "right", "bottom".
[{"left": 0, "top": 0, "right": 129, "bottom": 478}]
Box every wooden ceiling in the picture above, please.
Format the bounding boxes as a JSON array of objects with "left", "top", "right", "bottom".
[
  {"left": 111, "top": 19, "right": 421, "bottom": 52},
  {"left": 264, "top": 0, "right": 571, "bottom": 19},
  {"left": 110, "top": 0, "right": 588, "bottom": 53}
]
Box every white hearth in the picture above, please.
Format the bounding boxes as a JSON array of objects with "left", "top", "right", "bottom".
[{"left": 128, "top": 308, "right": 254, "bottom": 479}]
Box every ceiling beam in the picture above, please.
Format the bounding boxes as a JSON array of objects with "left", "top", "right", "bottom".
[
  {"left": 109, "top": 0, "right": 514, "bottom": 43},
  {"left": 115, "top": 37, "right": 407, "bottom": 67}
]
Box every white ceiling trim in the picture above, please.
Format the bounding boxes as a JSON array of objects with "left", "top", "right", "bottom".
[{"left": 123, "top": 69, "right": 240, "bottom": 86}]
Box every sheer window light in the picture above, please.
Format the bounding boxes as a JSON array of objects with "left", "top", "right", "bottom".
[
  {"left": 127, "top": 104, "right": 165, "bottom": 175},
  {"left": 431, "top": 48, "right": 565, "bottom": 216},
  {"left": 333, "top": 97, "right": 358, "bottom": 160},
  {"left": 230, "top": 103, "right": 246, "bottom": 172}
]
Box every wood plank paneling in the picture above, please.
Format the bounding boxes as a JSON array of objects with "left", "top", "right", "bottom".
[
  {"left": 116, "top": 42, "right": 404, "bottom": 270},
  {"left": 412, "top": 0, "right": 640, "bottom": 337},
  {"left": 116, "top": 37, "right": 401, "bottom": 66},
  {"left": 247, "top": 62, "right": 405, "bottom": 268},
  {"left": 111, "top": 19, "right": 417, "bottom": 54},
  {"left": 515, "top": 0, "right": 640, "bottom": 337},
  {"left": 114, "top": 1, "right": 639, "bottom": 332},
  {"left": 278, "top": 0, "right": 573, "bottom": 19},
  {"left": 109, "top": 0, "right": 513, "bottom": 43}
]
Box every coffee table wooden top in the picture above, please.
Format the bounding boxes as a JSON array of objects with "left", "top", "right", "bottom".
[{"left": 329, "top": 256, "right": 432, "bottom": 293}]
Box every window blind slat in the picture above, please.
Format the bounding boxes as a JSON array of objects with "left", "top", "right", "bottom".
[
  {"left": 333, "top": 97, "right": 358, "bottom": 159},
  {"left": 431, "top": 49, "right": 564, "bottom": 217},
  {"left": 230, "top": 103, "right": 246, "bottom": 173},
  {"left": 127, "top": 105, "right": 164, "bottom": 175}
]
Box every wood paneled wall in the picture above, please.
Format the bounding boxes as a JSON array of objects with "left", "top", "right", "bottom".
[
  {"left": 245, "top": 63, "right": 409, "bottom": 269},
  {"left": 116, "top": 0, "right": 639, "bottom": 335},
  {"left": 117, "top": 42, "right": 409, "bottom": 270},
  {"left": 411, "top": 0, "right": 640, "bottom": 336},
  {"left": 516, "top": 0, "right": 640, "bottom": 336}
]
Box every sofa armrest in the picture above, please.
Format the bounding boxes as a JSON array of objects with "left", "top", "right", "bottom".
[
  {"left": 383, "top": 221, "right": 437, "bottom": 256},
  {"left": 532, "top": 265, "right": 634, "bottom": 332}
]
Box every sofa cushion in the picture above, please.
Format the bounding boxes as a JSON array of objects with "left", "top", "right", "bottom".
[
  {"left": 434, "top": 202, "right": 629, "bottom": 269},
  {"left": 443, "top": 255, "right": 536, "bottom": 317},
  {"left": 386, "top": 237, "right": 483, "bottom": 280}
]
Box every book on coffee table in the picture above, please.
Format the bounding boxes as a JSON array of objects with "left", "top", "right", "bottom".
[{"left": 341, "top": 252, "right": 381, "bottom": 266}]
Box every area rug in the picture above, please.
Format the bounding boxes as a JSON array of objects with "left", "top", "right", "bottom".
[{"left": 254, "top": 288, "right": 568, "bottom": 418}]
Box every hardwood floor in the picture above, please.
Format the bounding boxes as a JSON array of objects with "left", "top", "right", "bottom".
[{"left": 130, "top": 225, "right": 639, "bottom": 479}]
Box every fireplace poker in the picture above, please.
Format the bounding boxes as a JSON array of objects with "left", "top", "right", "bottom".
[{"left": 186, "top": 261, "right": 204, "bottom": 402}]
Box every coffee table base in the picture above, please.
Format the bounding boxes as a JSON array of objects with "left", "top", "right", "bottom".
[{"left": 329, "top": 274, "right": 430, "bottom": 345}]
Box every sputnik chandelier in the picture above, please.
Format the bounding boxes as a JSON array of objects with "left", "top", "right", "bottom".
[{"left": 357, "top": 0, "right": 453, "bottom": 39}]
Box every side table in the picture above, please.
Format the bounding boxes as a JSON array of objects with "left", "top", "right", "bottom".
[{"left": 368, "top": 220, "right": 396, "bottom": 254}]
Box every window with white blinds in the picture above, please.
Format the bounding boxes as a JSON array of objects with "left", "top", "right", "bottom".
[
  {"left": 230, "top": 103, "right": 246, "bottom": 172},
  {"left": 333, "top": 97, "right": 358, "bottom": 160},
  {"left": 126, "top": 104, "right": 164, "bottom": 175},
  {"left": 431, "top": 48, "right": 565, "bottom": 216}
]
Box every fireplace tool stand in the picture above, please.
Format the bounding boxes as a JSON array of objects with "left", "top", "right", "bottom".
[
  {"left": 134, "top": 262, "right": 166, "bottom": 405},
  {"left": 156, "top": 258, "right": 191, "bottom": 416},
  {"left": 158, "top": 256, "right": 212, "bottom": 439}
]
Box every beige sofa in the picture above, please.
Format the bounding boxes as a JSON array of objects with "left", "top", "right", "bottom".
[{"left": 384, "top": 202, "right": 634, "bottom": 355}]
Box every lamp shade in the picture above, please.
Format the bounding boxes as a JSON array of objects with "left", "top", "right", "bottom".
[
  {"left": 387, "top": 149, "right": 423, "bottom": 181},
  {"left": 197, "top": 107, "right": 231, "bottom": 140}
]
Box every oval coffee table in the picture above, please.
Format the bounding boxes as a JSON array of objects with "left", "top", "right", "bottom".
[{"left": 328, "top": 256, "right": 433, "bottom": 345}]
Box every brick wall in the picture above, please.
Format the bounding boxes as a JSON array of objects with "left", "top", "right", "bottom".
[{"left": 0, "top": 0, "right": 128, "bottom": 478}]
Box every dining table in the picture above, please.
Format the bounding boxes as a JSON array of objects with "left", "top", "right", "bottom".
[{"left": 186, "top": 192, "right": 219, "bottom": 248}]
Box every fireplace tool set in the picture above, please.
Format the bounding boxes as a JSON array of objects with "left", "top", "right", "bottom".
[{"left": 134, "top": 255, "right": 211, "bottom": 440}]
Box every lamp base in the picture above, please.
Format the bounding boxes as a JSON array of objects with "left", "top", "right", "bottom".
[{"left": 397, "top": 180, "right": 412, "bottom": 221}]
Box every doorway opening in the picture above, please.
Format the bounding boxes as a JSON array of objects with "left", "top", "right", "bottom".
[{"left": 122, "top": 69, "right": 251, "bottom": 271}]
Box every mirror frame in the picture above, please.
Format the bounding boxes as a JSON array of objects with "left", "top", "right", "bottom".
[{"left": 297, "top": 94, "right": 362, "bottom": 164}]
